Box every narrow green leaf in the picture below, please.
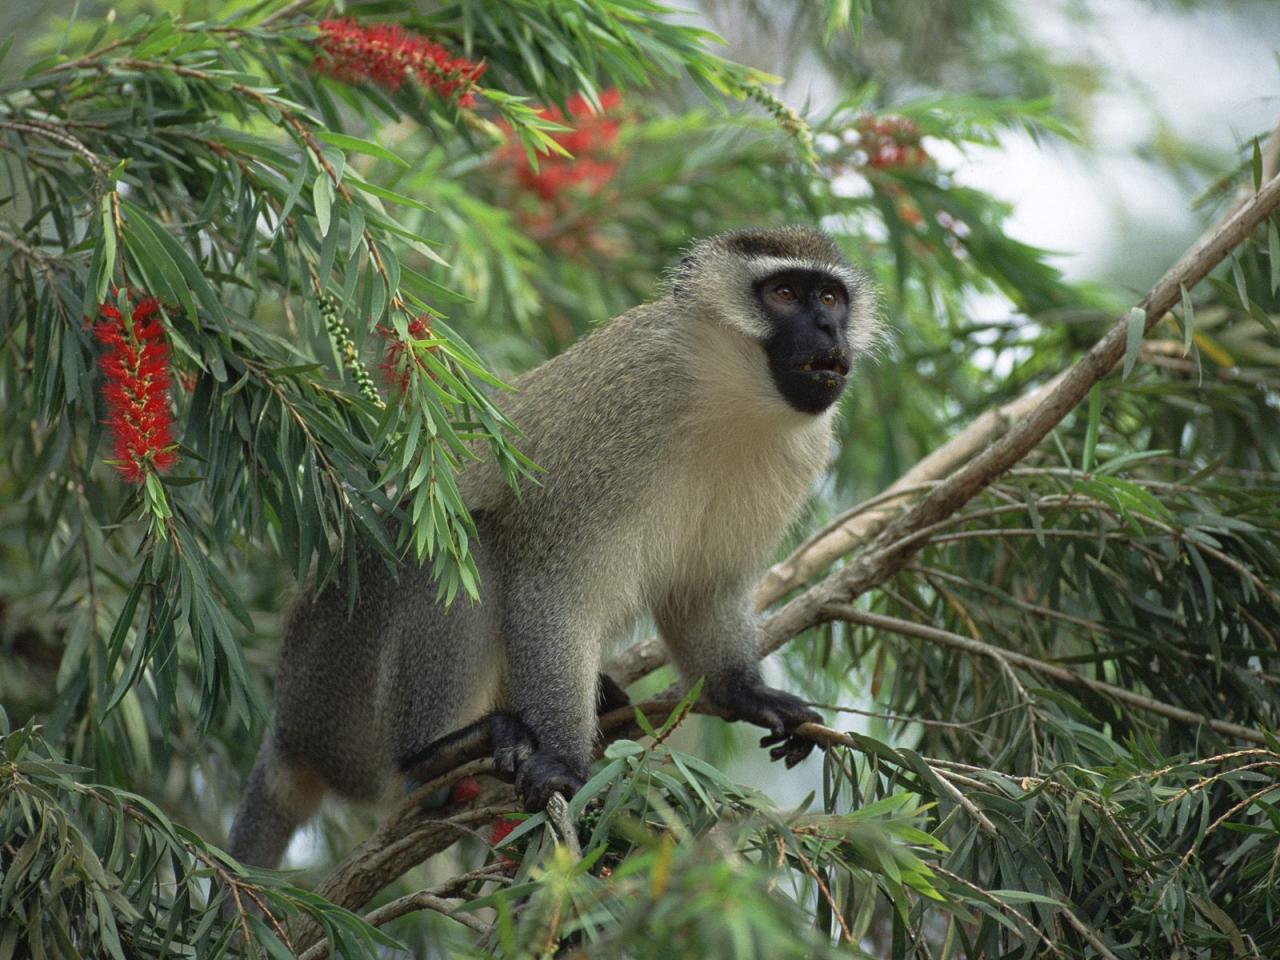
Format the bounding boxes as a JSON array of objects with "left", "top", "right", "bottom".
[
  {"left": 104, "top": 572, "right": 147, "bottom": 673},
  {"left": 313, "top": 172, "right": 334, "bottom": 237},
  {"left": 986, "top": 890, "right": 1062, "bottom": 906},
  {"left": 1179, "top": 283, "right": 1195, "bottom": 355},
  {"left": 121, "top": 201, "right": 226, "bottom": 326},
  {"left": 1268, "top": 220, "right": 1280, "bottom": 295},
  {"left": 347, "top": 204, "right": 366, "bottom": 260},
  {"left": 1082, "top": 383, "right": 1101, "bottom": 473},
  {"left": 1019, "top": 481, "right": 1044, "bottom": 547},
  {"left": 1122, "top": 306, "right": 1145, "bottom": 380},
  {"left": 276, "top": 156, "right": 310, "bottom": 235},
  {"left": 96, "top": 192, "right": 116, "bottom": 304},
  {"left": 1231, "top": 257, "right": 1250, "bottom": 313},
  {"left": 344, "top": 174, "right": 433, "bottom": 212},
  {"left": 399, "top": 265, "right": 472, "bottom": 305},
  {"left": 314, "top": 129, "right": 409, "bottom": 167}
]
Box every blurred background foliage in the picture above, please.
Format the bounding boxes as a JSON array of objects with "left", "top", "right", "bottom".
[{"left": 1, "top": 0, "right": 1278, "bottom": 957}]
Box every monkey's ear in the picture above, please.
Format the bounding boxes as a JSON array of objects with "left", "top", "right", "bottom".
[{"left": 669, "top": 254, "right": 696, "bottom": 293}]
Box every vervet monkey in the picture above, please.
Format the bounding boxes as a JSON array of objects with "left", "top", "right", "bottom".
[{"left": 228, "top": 226, "right": 877, "bottom": 868}]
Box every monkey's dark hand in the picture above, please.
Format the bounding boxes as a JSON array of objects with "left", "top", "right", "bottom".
[
  {"left": 401, "top": 711, "right": 538, "bottom": 787},
  {"left": 516, "top": 751, "right": 587, "bottom": 812},
  {"left": 712, "top": 680, "right": 823, "bottom": 769},
  {"left": 491, "top": 714, "right": 539, "bottom": 781}
]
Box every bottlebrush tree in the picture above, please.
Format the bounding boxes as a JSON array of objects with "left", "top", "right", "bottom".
[{"left": 3, "top": 1, "right": 1280, "bottom": 958}]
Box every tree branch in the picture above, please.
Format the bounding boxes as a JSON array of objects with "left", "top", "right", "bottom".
[
  {"left": 297, "top": 866, "right": 508, "bottom": 960},
  {"left": 295, "top": 787, "right": 516, "bottom": 951},
  {"left": 821, "top": 604, "right": 1268, "bottom": 745}
]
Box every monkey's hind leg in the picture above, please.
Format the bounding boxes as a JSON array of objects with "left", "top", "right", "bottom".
[{"left": 226, "top": 737, "right": 326, "bottom": 869}]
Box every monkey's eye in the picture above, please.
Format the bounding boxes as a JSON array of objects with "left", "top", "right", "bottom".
[
  {"left": 819, "top": 289, "right": 840, "bottom": 307},
  {"left": 773, "top": 284, "right": 797, "bottom": 302}
]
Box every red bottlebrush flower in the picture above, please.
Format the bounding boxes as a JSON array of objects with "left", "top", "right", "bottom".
[
  {"left": 506, "top": 89, "right": 624, "bottom": 203},
  {"left": 489, "top": 816, "right": 518, "bottom": 846},
  {"left": 93, "top": 292, "right": 178, "bottom": 484},
  {"left": 378, "top": 314, "right": 435, "bottom": 397},
  {"left": 450, "top": 776, "right": 482, "bottom": 804},
  {"left": 489, "top": 815, "right": 522, "bottom": 869},
  {"left": 852, "top": 113, "right": 929, "bottom": 170},
  {"left": 495, "top": 89, "right": 628, "bottom": 254},
  {"left": 315, "top": 18, "right": 485, "bottom": 105}
]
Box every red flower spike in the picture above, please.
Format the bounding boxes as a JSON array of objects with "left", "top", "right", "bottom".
[
  {"left": 853, "top": 113, "right": 929, "bottom": 171},
  {"left": 489, "top": 817, "right": 518, "bottom": 845},
  {"left": 315, "top": 18, "right": 485, "bottom": 103},
  {"left": 93, "top": 292, "right": 179, "bottom": 484},
  {"left": 450, "top": 777, "right": 482, "bottom": 804},
  {"left": 379, "top": 314, "right": 435, "bottom": 397},
  {"left": 504, "top": 90, "right": 625, "bottom": 204},
  {"left": 489, "top": 815, "right": 522, "bottom": 869}
]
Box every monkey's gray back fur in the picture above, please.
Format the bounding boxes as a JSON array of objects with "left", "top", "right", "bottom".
[{"left": 227, "top": 227, "right": 877, "bottom": 869}]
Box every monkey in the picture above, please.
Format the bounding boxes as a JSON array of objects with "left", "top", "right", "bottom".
[{"left": 226, "top": 225, "right": 877, "bottom": 869}]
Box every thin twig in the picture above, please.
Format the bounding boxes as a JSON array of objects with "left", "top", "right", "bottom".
[
  {"left": 297, "top": 866, "right": 507, "bottom": 960},
  {"left": 927, "top": 760, "right": 1001, "bottom": 840},
  {"left": 818, "top": 699, "right": 1028, "bottom": 731},
  {"left": 1059, "top": 905, "right": 1122, "bottom": 960},
  {"left": 822, "top": 604, "right": 1268, "bottom": 745},
  {"left": 546, "top": 792, "right": 582, "bottom": 860},
  {"left": 791, "top": 846, "right": 853, "bottom": 944}
]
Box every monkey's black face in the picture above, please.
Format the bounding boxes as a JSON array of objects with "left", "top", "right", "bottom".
[{"left": 755, "top": 269, "right": 852, "bottom": 414}]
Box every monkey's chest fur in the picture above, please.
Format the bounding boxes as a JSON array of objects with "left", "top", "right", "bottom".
[{"left": 490, "top": 314, "right": 833, "bottom": 634}]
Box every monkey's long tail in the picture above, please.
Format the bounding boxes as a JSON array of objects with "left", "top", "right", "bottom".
[{"left": 226, "top": 736, "right": 325, "bottom": 870}]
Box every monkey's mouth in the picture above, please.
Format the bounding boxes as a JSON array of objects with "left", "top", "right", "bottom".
[{"left": 794, "top": 353, "right": 850, "bottom": 378}]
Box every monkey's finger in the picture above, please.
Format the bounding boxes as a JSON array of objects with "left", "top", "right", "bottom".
[
  {"left": 766, "top": 735, "right": 812, "bottom": 767},
  {"left": 752, "top": 732, "right": 783, "bottom": 757},
  {"left": 777, "top": 706, "right": 822, "bottom": 730},
  {"left": 759, "top": 710, "right": 789, "bottom": 738},
  {"left": 493, "top": 749, "right": 520, "bottom": 780},
  {"left": 783, "top": 737, "right": 817, "bottom": 768},
  {"left": 759, "top": 729, "right": 789, "bottom": 750}
]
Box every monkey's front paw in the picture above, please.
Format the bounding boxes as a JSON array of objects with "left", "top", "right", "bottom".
[
  {"left": 716, "top": 683, "right": 824, "bottom": 769},
  {"left": 491, "top": 714, "right": 539, "bottom": 781},
  {"left": 516, "top": 751, "right": 587, "bottom": 812}
]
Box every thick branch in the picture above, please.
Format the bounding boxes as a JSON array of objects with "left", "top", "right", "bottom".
[{"left": 296, "top": 785, "right": 515, "bottom": 952}]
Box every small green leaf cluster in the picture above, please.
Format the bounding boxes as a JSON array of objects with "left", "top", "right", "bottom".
[{"left": 467, "top": 705, "right": 943, "bottom": 959}]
